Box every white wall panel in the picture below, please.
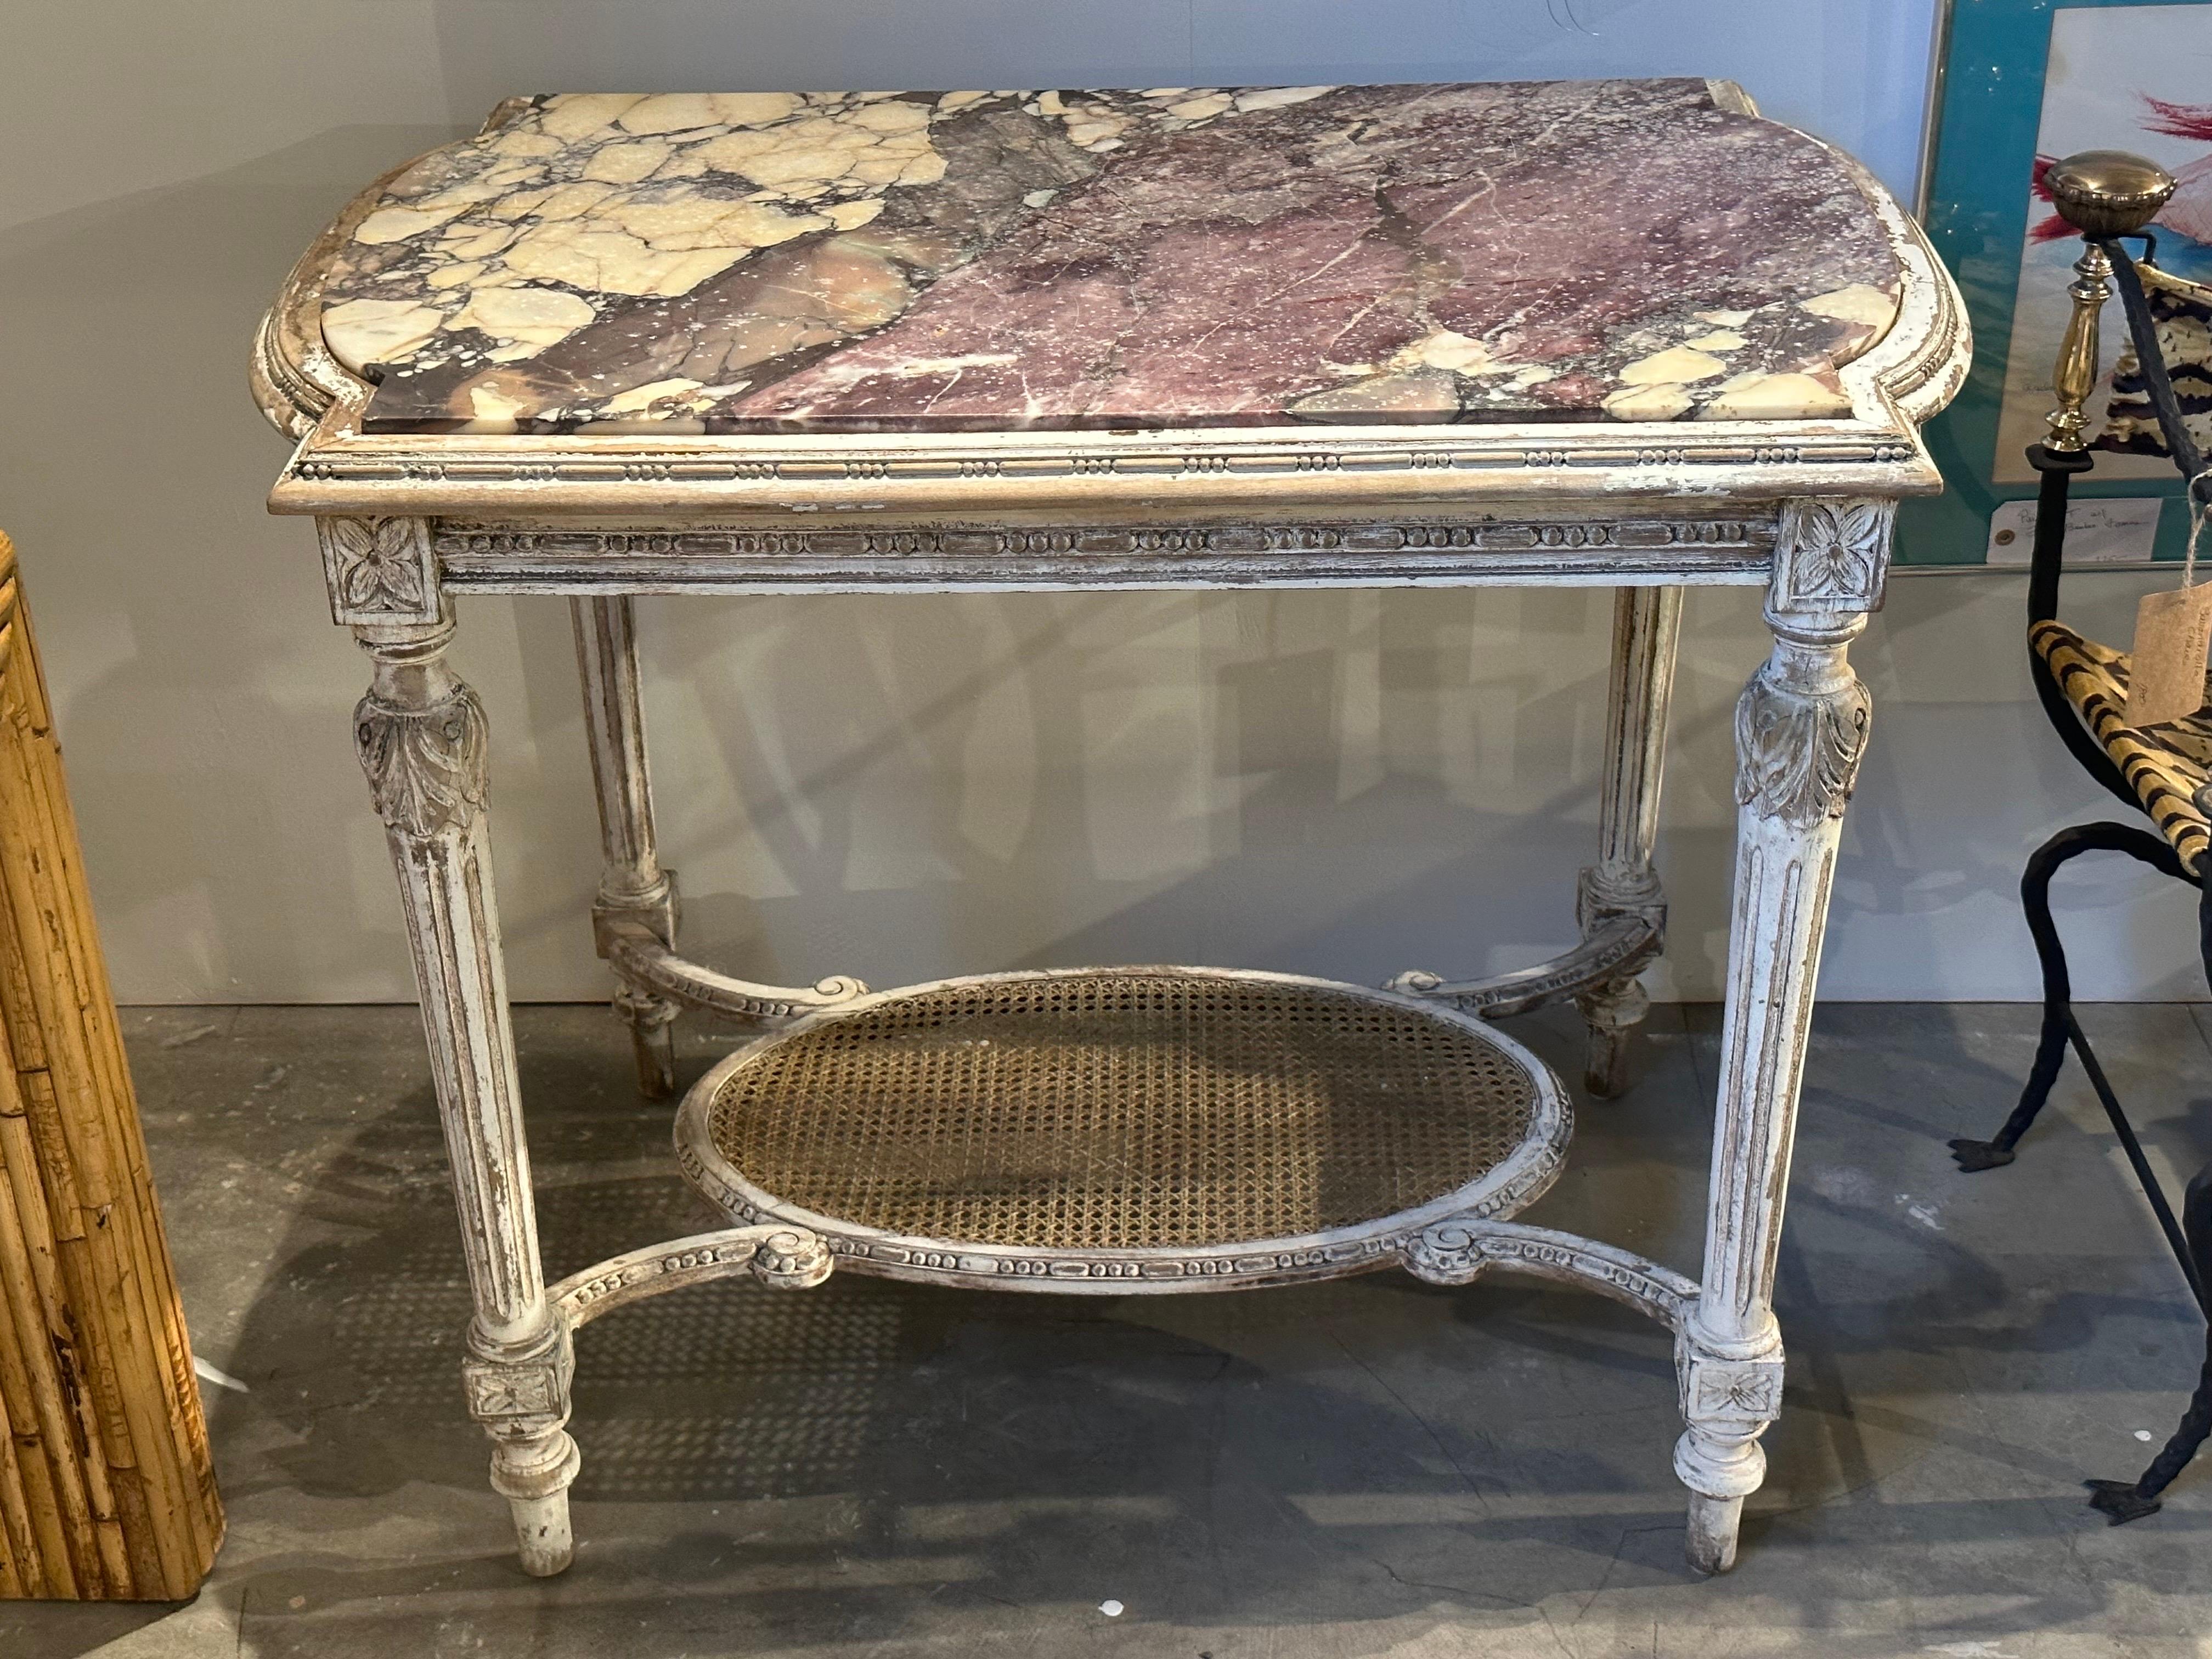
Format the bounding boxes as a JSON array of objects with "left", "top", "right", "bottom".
[{"left": 16, "top": 1, "right": 2186, "bottom": 1006}]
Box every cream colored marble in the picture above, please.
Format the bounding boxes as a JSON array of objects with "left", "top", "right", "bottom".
[
  {"left": 321, "top": 87, "right": 1329, "bottom": 379},
  {"left": 354, "top": 204, "right": 467, "bottom": 245},
  {"left": 454, "top": 285, "right": 596, "bottom": 352},
  {"left": 1699, "top": 370, "right": 1852, "bottom": 419},
  {"left": 1801, "top": 283, "right": 1898, "bottom": 326},
  {"left": 1401, "top": 330, "right": 1502, "bottom": 374},
  {"left": 320, "top": 297, "right": 447, "bottom": 366},
  {"left": 1601, "top": 382, "right": 1696, "bottom": 420},
  {"left": 1620, "top": 345, "right": 1728, "bottom": 385}
]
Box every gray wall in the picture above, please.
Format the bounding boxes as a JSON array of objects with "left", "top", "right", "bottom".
[{"left": 10, "top": 0, "right": 2197, "bottom": 1006}]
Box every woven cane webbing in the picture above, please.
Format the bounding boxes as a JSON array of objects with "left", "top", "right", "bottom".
[{"left": 702, "top": 970, "right": 1543, "bottom": 1251}]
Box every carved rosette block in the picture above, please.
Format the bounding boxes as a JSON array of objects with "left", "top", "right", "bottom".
[
  {"left": 1769, "top": 497, "right": 1894, "bottom": 616},
  {"left": 1677, "top": 1344, "right": 1785, "bottom": 1427},
  {"left": 319, "top": 515, "right": 439, "bottom": 626},
  {"left": 463, "top": 1321, "right": 575, "bottom": 1448}
]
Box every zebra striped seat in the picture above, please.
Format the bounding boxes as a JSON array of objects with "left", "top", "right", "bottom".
[{"left": 2030, "top": 617, "right": 2212, "bottom": 872}]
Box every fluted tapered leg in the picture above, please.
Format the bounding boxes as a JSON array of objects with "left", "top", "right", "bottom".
[
  {"left": 572, "top": 597, "right": 681, "bottom": 1097},
  {"left": 1577, "top": 585, "right": 1682, "bottom": 1097},
  {"left": 1676, "top": 499, "right": 1888, "bottom": 1572},
  {"left": 354, "top": 610, "right": 578, "bottom": 1575}
]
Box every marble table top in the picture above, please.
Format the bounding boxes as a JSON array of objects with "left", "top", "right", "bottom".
[{"left": 317, "top": 79, "right": 1906, "bottom": 437}]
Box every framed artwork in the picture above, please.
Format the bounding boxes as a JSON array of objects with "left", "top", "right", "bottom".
[{"left": 1903, "top": 0, "right": 2212, "bottom": 567}]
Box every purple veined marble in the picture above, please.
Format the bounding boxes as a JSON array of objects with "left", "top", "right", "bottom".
[{"left": 315, "top": 81, "right": 1906, "bottom": 436}]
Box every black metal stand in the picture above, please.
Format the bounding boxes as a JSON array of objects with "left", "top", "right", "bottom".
[
  {"left": 1953, "top": 233, "right": 2212, "bottom": 1519},
  {"left": 1952, "top": 832, "right": 2212, "bottom": 1521}
]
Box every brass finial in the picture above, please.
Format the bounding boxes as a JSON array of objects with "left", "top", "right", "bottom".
[
  {"left": 2045, "top": 150, "right": 2176, "bottom": 238},
  {"left": 2039, "top": 153, "right": 2176, "bottom": 453}
]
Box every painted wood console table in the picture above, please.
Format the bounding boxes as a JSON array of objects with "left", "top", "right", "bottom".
[{"left": 252, "top": 79, "right": 1967, "bottom": 1578}]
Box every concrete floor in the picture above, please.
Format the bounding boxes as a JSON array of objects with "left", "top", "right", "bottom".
[{"left": 6, "top": 1000, "right": 2212, "bottom": 1657}]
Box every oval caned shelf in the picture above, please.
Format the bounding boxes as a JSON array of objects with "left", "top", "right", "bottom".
[{"left": 675, "top": 966, "right": 1571, "bottom": 1292}]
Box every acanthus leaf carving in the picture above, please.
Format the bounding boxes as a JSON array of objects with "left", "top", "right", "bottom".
[
  {"left": 319, "top": 515, "right": 437, "bottom": 622},
  {"left": 1732, "top": 662, "right": 1871, "bottom": 829},
  {"left": 356, "top": 682, "right": 488, "bottom": 840}
]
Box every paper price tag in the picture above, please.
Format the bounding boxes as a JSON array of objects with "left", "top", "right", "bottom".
[
  {"left": 2128, "top": 581, "right": 2212, "bottom": 726},
  {"left": 1986, "top": 497, "right": 2162, "bottom": 566}
]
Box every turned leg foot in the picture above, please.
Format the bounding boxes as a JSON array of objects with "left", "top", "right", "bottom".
[
  {"left": 1676, "top": 501, "right": 1888, "bottom": 1574},
  {"left": 356, "top": 607, "right": 580, "bottom": 1574},
  {"left": 1683, "top": 1492, "right": 1744, "bottom": 1575},
  {"left": 1673, "top": 1340, "right": 1779, "bottom": 1576},
  {"left": 491, "top": 1429, "right": 582, "bottom": 1576},
  {"left": 614, "top": 985, "right": 680, "bottom": 1099},
  {"left": 1577, "top": 976, "right": 1649, "bottom": 1099},
  {"left": 466, "top": 1322, "right": 580, "bottom": 1576}
]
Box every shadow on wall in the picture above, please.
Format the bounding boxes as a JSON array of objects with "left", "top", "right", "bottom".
[
  {"left": 0, "top": 126, "right": 467, "bottom": 1003},
  {"left": 0, "top": 115, "right": 1735, "bottom": 1006},
  {"left": 587, "top": 585, "right": 1721, "bottom": 1000},
  {"left": 0, "top": 107, "right": 2197, "bottom": 1007}
]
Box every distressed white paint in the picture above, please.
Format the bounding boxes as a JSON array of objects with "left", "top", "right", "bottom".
[{"left": 249, "top": 35, "right": 1967, "bottom": 1570}]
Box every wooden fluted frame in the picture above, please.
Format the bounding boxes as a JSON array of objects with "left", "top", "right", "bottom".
[{"left": 0, "top": 534, "right": 223, "bottom": 1599}]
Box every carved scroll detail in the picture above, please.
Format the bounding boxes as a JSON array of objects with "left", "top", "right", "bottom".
[
  {"left": 549, "top": 1224, "right": 837, "bottom": 1326},
  {"left": 1386, "top": 914, "right": 1660, "bottom": 1019},
  {"left": 1732, "top": 661, "right": 1871, "bottom": 830},
  {"left": 753, "top": 1230, "right": 835, "bottom": 1290},
  {"left": 355, "top": 683, "right": 488, "bottom": 840},
  {"left": 319, "top": 515, "right": 438, "bottom": 623},
  {"left": 1400, "top": 1218, "right": 1697, "bottom": 1327}
]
